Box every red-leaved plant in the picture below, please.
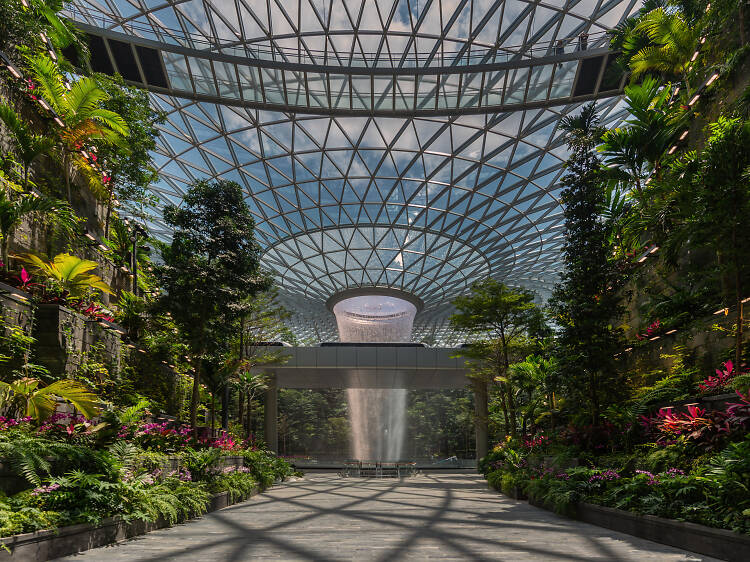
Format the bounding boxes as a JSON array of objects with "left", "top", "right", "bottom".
[
  {"left": 698, "top": 360, "right": 741, "bottom": 393},
  {"left": 635, "top": 319, "right": 662, "bottom": 341}
]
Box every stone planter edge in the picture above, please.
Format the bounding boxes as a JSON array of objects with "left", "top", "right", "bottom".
[
  {"left": 0, "top": 282, "right": 32, "bottom": 304},
  {"left": 0, "top": 486, "right": 261, "bottom": 562},
  {"left": 521, "top": 493, "right": 749, "bottom": 562},
  {"left": 575, "top": 501, "right": 750, "bottom": 562}
]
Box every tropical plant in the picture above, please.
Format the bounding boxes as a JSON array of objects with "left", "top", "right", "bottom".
[
  {"left": 0, "top": 377, "right": 100, "bottom": 422},
  {"left": 0, "top": 191, "right": 77, "bottom": 271},
  {"left": 0, "top": 0, "right": 85, "bottom": 65},
  {"left": 230, "top": 370, "right": 269, "bottom": 436},
  {"left": 155, "top": 179, "right": 270, "bottom": 434},
  {"left": 511, "top": 354, "right": 559, "bottom": 434},
  {"left": 599, "top": 77, "right": 684, "bottom": 190},
  {"left": 0, "top": 432, "right": 82, "bottom": 486},
  {"left": 93, "top": 74, "right": 163, "bottom": 237},
  {"left": 114, "top": 291, "right": 147, "bottom": 340},
  {"left": 451, "top": 279, "right": 546, "bottom": 439},
  {"left": 25, "top": 54, "right": 128, "bottom": 201},
  {"left": 14, "top": 252, "right": 113, "bottom": 297},
  {"left": 548, "top": 103, "right": 624, "bottom": 425},
  {"left": 0, "top": 102, "right": 55, "bottom": 190},
  {"left": 620, "top": 6, "right": 699, "bottom": 94}
]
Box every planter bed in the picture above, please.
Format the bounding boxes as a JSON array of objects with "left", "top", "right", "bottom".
[
  {"left": 523, "top": 494, "right": 750, "bottom": 562},
  {"left": 0, "top": 487, "right": 260, "bottom": 562}
]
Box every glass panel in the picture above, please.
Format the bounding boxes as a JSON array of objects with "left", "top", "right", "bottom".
[
  {"left": 284, "top": 70, "right": 306, "bottom": 106},
  {"left": 351, "top": 76, "right": 371, "bottom": 110},
  {"left": 237, "top": 65, "right": 262, "bottom": 102},
  {"left": 459, "top": 72, "right": 482, "bottom": 108},
  {"left": 162, "top": 52, "right": 192, "bottom": 92},
  {"left": 549, "top": 60, "right": 578, "bottom": 99},
  {"left": 394, "top": 75, "right": 414, "bottom": 110},
  {"left": 527, "top": 64, "right": 553, "bottom": 102},
  {"left": 330, "top": 75, "right": 350, "bottom": 109},
  {"left": 505, "top": 67, "right": 530, "bottom": 104},
  {"left": 437, "top": 73, "right": 460, "bottom": 109},
  {"left": 187, "top": 56, "right": 215, "bottom": 95},
  {"left": 261, "top": 67, "right": 285, "bottom": 104},
  {"left": 373, "top": 76, "right": 393, "bottom": 110},
  {"left": 307, "top": 72, "right": 328, "bottom": 108},
  {"left": 416, "top": 75, "right": 438, "bottom": 110},
  {"left": 214, "top": 61, "right": 239, "bottom": 99},
  {"left": 483, "top": 70, "right": 505, "bottom": 107}
]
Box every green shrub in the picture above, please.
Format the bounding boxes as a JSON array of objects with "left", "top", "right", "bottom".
[
  {"left": 242, "top": 450, "right": 294, "bottom": 488},
  {"left": 209, "top": 470, "right": 257, "bottom": 501}
]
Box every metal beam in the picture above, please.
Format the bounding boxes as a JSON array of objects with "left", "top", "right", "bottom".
[{"left": 76, "top": 21, "right": 626, "bottom": 117}]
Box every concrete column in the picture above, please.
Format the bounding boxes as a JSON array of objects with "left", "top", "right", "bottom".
[
  {"left": 473, "top": 379, "right": 489, "bottom": 461},
  {"left": 264, "top": 381, "right": 278, "bottom": 453}
]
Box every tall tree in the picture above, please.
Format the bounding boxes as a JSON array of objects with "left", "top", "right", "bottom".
[
  {"left": 155, "top": 179, "right": 269, "bottom": 434},
  {"left": 451, "top": 279, "right": 543, "bottom": 439},
  {"left": 93, "top": 74, "right": 163, "bottom": 237},
  {"left": 229, "top": 289, "right": 294, "bottom": 435},
  {"left": 549, "top": 103, "right": 624, "bottom": 425}
]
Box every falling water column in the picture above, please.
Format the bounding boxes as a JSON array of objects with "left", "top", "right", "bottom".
[{"left": 332, "top": 294, "right": 417, "bottom": 461}]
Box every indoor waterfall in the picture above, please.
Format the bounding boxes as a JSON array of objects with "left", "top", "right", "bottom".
[{"left": 332, "top": 294, "right": 416, "bottom": 461}]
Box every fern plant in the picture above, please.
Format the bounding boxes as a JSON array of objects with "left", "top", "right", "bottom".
[{"left": 0, "top": 435, "right": 78, "bottom": 486}]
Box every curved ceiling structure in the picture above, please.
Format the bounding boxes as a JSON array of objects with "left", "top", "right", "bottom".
[{"left": 65, "top": 1, "right": 638, "bottom": 344}]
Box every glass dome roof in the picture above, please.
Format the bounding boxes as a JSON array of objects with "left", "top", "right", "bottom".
[{"left": 65, "top": 1, "right": 638, "bottom": 344}]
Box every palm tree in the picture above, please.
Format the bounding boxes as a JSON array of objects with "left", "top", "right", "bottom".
[
  {"left": 0, "top": 190, "right": 76, "bottom": 271},
  {"left": 25, "top": 54, "right": 128, "bottom": 201},
  {"left": 599, "top": 77, "right": 685, "bottom": 191},
  {"left": 627, "top": 8, "right": 698, "bottom": 95},
  {"left": 560, "top": 102, "right": 604, "bottom": 151},
  {"left": 0, "top": 102, "right": 55, "bottom": 190},
  {"left": 230, "top": 369, "right": 269, "bottom": 436}
]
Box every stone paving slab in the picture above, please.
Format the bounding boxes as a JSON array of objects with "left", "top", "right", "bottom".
[{"left": 57, "top": 472, "right": 719, "bottom": 561}]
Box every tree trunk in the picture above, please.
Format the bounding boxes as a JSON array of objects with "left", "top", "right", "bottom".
[
  {"left": 740, "top": 1, "right": 746, "bottom": 47},
  {"left": 238, "top": 390, "right": 245, "bottom": 433},
  {"left": 190, "top": 357, "right": 202, "bottom": 438},
  {"left": 246, "top": 394, "right": 252, "bottom": 437},
  {"left": 63, "top": 151, "right": 71, "bottom": 202},
  {"left": 507, "top": 386, "right": 517, "bottom": 438},
  {"left": 499, "top": 384, "right": 510, "bottom": 436},
  {"left": 210, "top": 395, "right": 216, "bottom": 432},
  {"left": 499, "top": 326, "right": 517, "bottom": 436},
  {"left": 590, "top": 371, "right": 600, "bottom": 425},
  {"left": 733, "top": 224, "right": 744, "bottom": 367},
  {"left": 104, "top": 182, "right": 115, "bottom": 238},
  {"left": 2, "top": 237, "right": 10, "bottom": 272}
]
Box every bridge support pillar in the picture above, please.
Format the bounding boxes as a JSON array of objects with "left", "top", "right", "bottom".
[
  {"left": 264, "top": 380, "right": 278, "bottom": 453},
  {"left": 474, "top": 379, "right": 488, "bottom": 462}
]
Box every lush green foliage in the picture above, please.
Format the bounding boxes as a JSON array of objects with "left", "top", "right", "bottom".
[
  {"left": 156, "top": 179, "right": 270, "bottom": 430},
  {"left": 0, "top": 413, "right": 295, "bottom": 537},
  {"left": 548, "top": 104, "right": 625, "bottom": 425}
]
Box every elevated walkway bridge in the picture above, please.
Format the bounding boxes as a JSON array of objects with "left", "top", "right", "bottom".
[
  {"left": 258, "top": 345, "right": 491, "bottom": 460},
  {"left": 69, "top": 11, "right": 626, "bottom": 116}
]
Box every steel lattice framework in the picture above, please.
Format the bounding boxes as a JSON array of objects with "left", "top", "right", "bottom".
[{"left": 66, "top": 0, "right": 638, "bottom": 344}]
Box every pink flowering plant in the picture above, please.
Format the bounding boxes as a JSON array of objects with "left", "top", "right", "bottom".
[{"left": 118, "top": 421, "right": 194, "bottom": 452}]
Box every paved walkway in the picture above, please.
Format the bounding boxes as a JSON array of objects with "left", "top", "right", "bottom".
[{"left": 59, "top": 472, "right": 716, "bottom": 561}]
